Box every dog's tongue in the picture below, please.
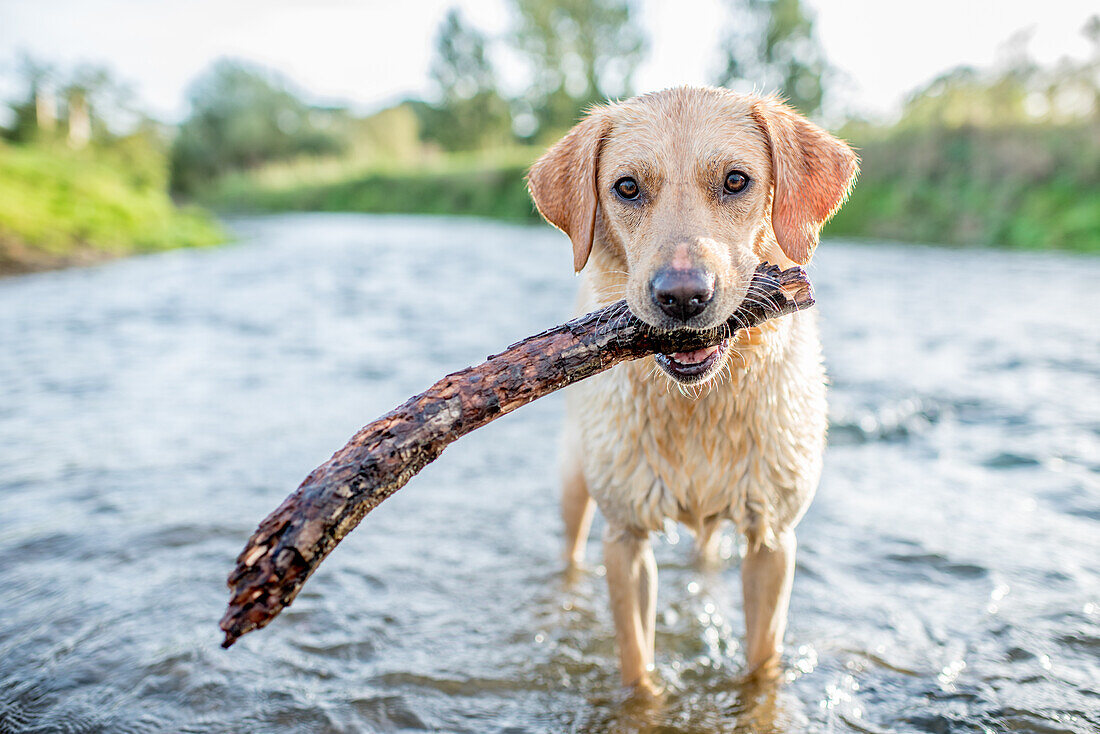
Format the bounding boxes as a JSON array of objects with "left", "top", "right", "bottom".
[{"left": 670, "top": 345, "right": 718, "bottom": 365}]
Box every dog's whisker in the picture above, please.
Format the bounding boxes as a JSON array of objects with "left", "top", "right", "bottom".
[
  {"left": 610, "top": 309, "right": 631, "bottom": 334},
  {"left": 743, "top": 293, "right": 780, "bottom": 312},
  {"left": 590, "top": 286, "right": 628, "bottom": 300}
]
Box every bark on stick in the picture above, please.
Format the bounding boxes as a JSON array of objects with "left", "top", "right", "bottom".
[{"left": 220, "top": 263, "right": 813, "bottom": 647}]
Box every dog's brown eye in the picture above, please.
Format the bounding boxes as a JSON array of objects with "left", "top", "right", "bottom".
[
  {"left": 614, "top": 177, "right": 640, "bottom": 200},
  {"left": 724, "top": 171, "right": 749, "bottom": 194}
]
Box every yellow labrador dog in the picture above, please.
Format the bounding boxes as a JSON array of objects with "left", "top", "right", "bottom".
[{"left": 527, "top": 87, "right": 858, "bottom": 694}]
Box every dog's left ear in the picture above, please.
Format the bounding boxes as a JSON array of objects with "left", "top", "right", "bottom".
[
  {"left": 752, "top": 98, "right": 859, "bottom": 264},
  {"left": 527, "top": 110, "right": 610, "bottom": 272}
]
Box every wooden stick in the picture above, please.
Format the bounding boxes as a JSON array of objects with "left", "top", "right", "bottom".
[{"left": 220, "top": 263, "right": 813, "bottom": 647}]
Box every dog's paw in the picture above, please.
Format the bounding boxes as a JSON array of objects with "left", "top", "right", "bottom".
[{"left": 627, "top": 674, "right": 665, "bottom": 702}]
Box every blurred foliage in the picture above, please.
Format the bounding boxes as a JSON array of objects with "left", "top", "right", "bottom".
[
  {"left": 828, "top": 124, "right": 1100, "bottom": 252},
  {"left": 414, "top": 9, "right": 514, "bottom": 151},
  {"left": 0, "top": 139, "right": 223, "bottom": 273},
  {"left": 346, "top": 103, "right": 426, "bottom": 163},
  {"left": 3, "top": 55, "right": 141, "bottom": 148},
  {"left": 413, "top": 0, "right": 647, "bottom": 149},
  {"left": 714, "top": 0, "right": 829, "bottom": 117},
  {"left": 4, "top": 56, "right": 56, "bottom": 143},
  {"left": 511, "top": 0, "right": 646, "bottom": 138},
  {"left": 0, "top": 59, "right": 223, "bottom": 272},
  {"left": 828, "top": 22, "right": 1100, "bottom": 252},
  {"left": 190, "top": 102, "right": 432, "bottom": 196},
  {"left": 201, "top": 157, "right": 537, "bottom": 223},
  {"left": 170, "top": 60, "right": 347, "bottom": 194}
]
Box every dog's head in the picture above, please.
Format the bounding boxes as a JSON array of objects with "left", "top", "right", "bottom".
[{"left": 528, "top": 87, "right": 857, "bottom": 384}]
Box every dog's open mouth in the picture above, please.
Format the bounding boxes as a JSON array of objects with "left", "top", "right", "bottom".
[{"left": 654, "top": 339, "right": 729, "bottom": 384}]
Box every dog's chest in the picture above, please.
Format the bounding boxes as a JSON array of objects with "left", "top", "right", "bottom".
[{"left": 567, "top": 314, "right": 827, "bottom": 537}]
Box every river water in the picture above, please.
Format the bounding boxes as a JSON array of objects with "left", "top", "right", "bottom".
[{"left": 1, "top": 214, "right": 1097, "bottom": 733}]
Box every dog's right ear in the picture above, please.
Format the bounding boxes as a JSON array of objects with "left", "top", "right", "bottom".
[{"left": 527, "top": 110, "right": 610, "bottom": 272}]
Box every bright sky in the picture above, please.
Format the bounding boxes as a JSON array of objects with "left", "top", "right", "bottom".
[{"left": 0, "top": 0, "right": 1095, "bottom": 122}]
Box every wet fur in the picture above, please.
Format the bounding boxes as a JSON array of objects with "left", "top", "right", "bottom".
[{"left": 528, "top": 87, "right": 858, "bottom": 692}]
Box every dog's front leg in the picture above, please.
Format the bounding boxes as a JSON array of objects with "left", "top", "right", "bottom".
[
  {"left": 560, "top": 455, "right": 595, "bottom": 567},
  {"left": 603, "top": 524, "right": 658, "bottom": 693},
  {"left": 741, "top": 527, "right": 797, "bottom": 679}
]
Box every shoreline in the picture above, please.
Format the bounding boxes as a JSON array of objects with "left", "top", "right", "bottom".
[{"left": 0, "top": 239, "right": 120, "bottom": 278}]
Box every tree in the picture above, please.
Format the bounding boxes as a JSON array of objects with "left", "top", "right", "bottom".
[
  {"left": 60, "top": 65, "right": 119, "bottom": 148},
  {"left": 3, "top": 57, "right": 138, "bottom": 146},
  {"left": 511, "top": 0, "right": 647, "bottom": 138},
  {"left": 418, "top": 8, "right": 513, "bottom": 151},
  {"left": 3, "top": 55, "right": 56, "bottom": 142},
  {"left": 170, "top": 59, "right": 346, "bottom": 194},
  {"left": 713, "top": 0, "right": 829, "bottom": 117}
]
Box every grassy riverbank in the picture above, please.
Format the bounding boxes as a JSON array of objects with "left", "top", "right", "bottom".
[
  {"left": 197, "top": 122, "right": 1100, "bottom": 254},
  {"left": 202, "top": 162, "right": 536, "bottom": 222},
  {"left": 0, "top": 142, "right": 224, "bottom": 275},
  {"left": 196, "top": 147, "right": 540, "bottom": 222},
  {"left": 828, "top": 123, "right": 1100, "bottom": 253}
]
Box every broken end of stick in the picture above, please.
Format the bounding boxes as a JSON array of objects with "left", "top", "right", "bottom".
[
  {"left": 769, "top": 264, "right": 815, "bottom": 314},
  {"left": 219, "top": 587, "right": 269, "bottom": 649},
  {"left": 219, "top": 613, "right": 249, "bottom": 649},
  {"left": 220, "top": 580, "right": 296, "bottom": 649},
  {"left": 220, "top": 519, "right": 314, "bottom": 649},
  {"left": 219, "top": 580, "right": 291, "bottom": 650},
  {"left": 786, "top": 277, "right": 814, "bottom": 311}
]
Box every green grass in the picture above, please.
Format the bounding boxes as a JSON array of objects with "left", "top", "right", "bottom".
[
  {"left": 203, "top": 162, "right": 539, "bottom": 222},
  {"left": 827, "top": 123, "right": 1100, "bottom": 253},
  {"left": 0, "top": 141, "right": 225, "bottom": 273},
  {"left": 198, "top": 146, "right": 543, "bottom": 222}
]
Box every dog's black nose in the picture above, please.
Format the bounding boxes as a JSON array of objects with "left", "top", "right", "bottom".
[{"left": 650, "top": 268, "right": 715, "bottom": 321}]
